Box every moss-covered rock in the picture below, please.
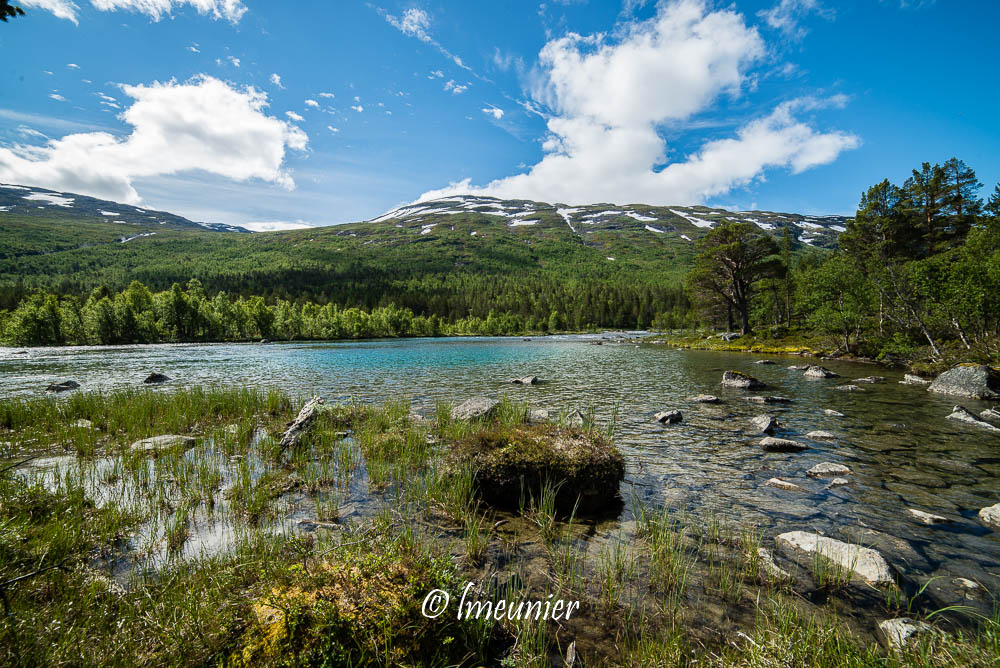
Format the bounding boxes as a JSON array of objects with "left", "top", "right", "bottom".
[{"left": 448, "top": 423, "right": 625, "bottom": 513}]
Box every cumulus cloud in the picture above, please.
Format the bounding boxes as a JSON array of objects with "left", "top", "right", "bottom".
[
  {"left": 304, "top": 99, "right": 319, "bottom": 108},
  {"left": 49, "top": 93, "right": 66, "bottom": 101},
  {"left": 350, "top": 105, "right": 364, "bottom": 113},
  {"left": 270, "top": 73, "right": 284, "bottom": 88},
  {"left": 327, "top": 126, "right": 339, "bottom": 133},
  {"left": 0, "top": 75, "right": 307, "bottom": 204},
  {"left": 444, "top": 80, "right": 468, "bottom": 95},
  {"left": 285, "top": 110, "right": 304, "bottom": 122},
  {"left": 67, "top": 63, "right": 80, "bottom": 69},
  {"left": 24, "top": 0, "right": 247, "bottom": 23},
  {"left": 318, "top": 92, "right": 335, "bottom": 98},
  {"left": 482, "top": 106, "right": 504, "bottom": 120},
  {"left": 420, "top": 0, "right": 858, "bottom": 206}
]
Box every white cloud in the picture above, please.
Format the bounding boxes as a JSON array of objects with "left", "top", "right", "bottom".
[
  {"left": 378, "top": 6, "right": 471, "bottom": 71},
  {"left": 285, "top": 110, "right": 304, "bottom": 122},
  {"left": 270, "top": 73, "right": 284, "bottom": 88},
  {"left": 350, "top": 105, "right": 364, "bottom": 113},
  {"left": 318, "top": 92, "right": 335, "bottom": 98},
  {"left": 304, "top": 99, "right": 319, "bottom": 108},
  {"left": 187, "top": 45, "right": 200, "bottom": 53},
  {"left": 444, "top": 80, "right": 468, "bottom": 95},
  {"left": 67, "top": 63, "right": 80, "bottom": 69},
  {"left": 25, "top": 0, "right": 247, "bottom": 24},
  {"left": 227, "top": 55, "right": 241, "bottom": 68},
  {"left": 428, "top": 69, "right": 443, "bottom": 79},
  {"left": 420, "top": 0, "right": 858, "bottom": 206},
  {"left": 18, "top": 126, "right": 48, "bottom": 139},
  {"left": 758, "top": 0, "right": 832, "bottom": 40},
  {"left": 0, "top": 75, "right": 307, "bottom": 204},
  {"left": 482, "top": 106, "right": 504, "bottom": 120},
  {"left": 327, "top": 126, "right": 340, "bottom": 133},
  {"left": 49, "top": 93, "right": 66, "bottom": 101}
]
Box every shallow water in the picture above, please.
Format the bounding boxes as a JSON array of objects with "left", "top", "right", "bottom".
[{"left": 3, "top": 335, "right": 999, "bottom": 596}]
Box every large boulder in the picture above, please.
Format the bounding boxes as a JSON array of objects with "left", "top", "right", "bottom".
[
  {"left": 759, "top": 437, "right": 809, "bottom": 453},
  {"left": 721, "top": 370, "right": 765, "bottom": 389},
  {"left": 928, "top": 363, "right": 1000, "bottom": 400},
  {"left": 450, "top": 397, "right": 500, "bottom": 421},
  {"left": 46, "top": 380, "right": 80, "bottom": 393},
  {"left": 131, "top": 434, "right": 195, "bottom": 453},
  {"left": 749, "top": 415, "right": 778, "bottom": 435},
  {"left": 654, "top": 410, "right": 682, "bottom": 425},
  {"left": 143, "top": 372, "right": 171, "bottom": 384},
  {"left": 775, "top": 531, "right": 894, "bottom": 585},
  {"left": 448, "top": 423, "right": 625, "bottom": 513},
  {"left": 946, "top": 405, "right": 1000, "bottom": 432},
  {"left": 803, "top": 366, "right": 839, "bottom": 379}
]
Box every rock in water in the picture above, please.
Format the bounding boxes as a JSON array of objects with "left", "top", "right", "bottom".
[
  {"left": 826, "top": 477, "right": 850, "bottom": 488},
  {"left": 143, "top": 372, "right": 171, "bottom": 384},
  {"left": 878, "top": 618, "right": 939, "bottom": 650},
  {"left": 46, "top": 380, "right": 80, "bottom": 393},
  {"left": 907, "top": 508, "right": 950, "bottom": 525},
  {"left": 567, "top": 410, "right": 586, "bottom": 428},
  {"left": 775, "top": 531, "right": 894, "bottom": 584},
  {"left": 528, "top": 408, "right": 550, "bottom": 423},
  {"left": 946, "top": 405, "right": 1000, "bottom": 431},
  {"left": 834, "top": 384, "right": 864, "bottom": 392},
  {"left": 823, "top": 409, "right": 845, "bottom": 417},
  {"left": 759, "top": 437, "right": 809, "bottom": 452},
  {"left": 280, "top": 397, "right": 325, "bottom": 450},
  {"left": 855, "top": 376, "right": 886, "bottom": 384},
  {"left": 788, "top": 365, "right": 809, "bottom": 371},
  {"left": 749, "top": 415, "right": 778, "bottom": 435},
  {"left": 131, "top": 434, "right": 195, "bottom": 453},
  {"left": 654, "top": 410, "right": 682, "bottom": 425},
  {"left": 981, "top": 408, "right": 1000, "bottom": 421},
  {"left": 745, "top": 396, "right": 793, "bottom": 404},
  {"left": 979, "top": 503, "right": 1000, "bottom": 529},
  {"left": 755, "top": 359, "right": 775, "bottom": 365},
  {"left": 765, "top": 478, "right": 803, "bottom": 492},
  {"left": 900, "top": 374, "right": 931, "bottom": 386},
  {"left": 689, "top": 394, "right": 721, "bottom": 403},
  {"left": 806, "top": 430, "right": 836, "bottom": 440},
  {"left": 450, "top": 397, "right": 500, "bottom": 421},
  {"left": 928, "top": 363, "right": 1000, "bottom": 400},
  {"left": 804, "top": 366, "right": 839, "bottom": 378},
  {"left": 721, "top": 370, "right": 765, "bottom": 389},
  {"left": 807, "top": 462, "right": 852, "bottom": 477},
  {"left": 756, "top": 547, "right": 790, "bottom": 579},
  {"left": 509, "top": 376, "right": 539, "bottom": 385}
]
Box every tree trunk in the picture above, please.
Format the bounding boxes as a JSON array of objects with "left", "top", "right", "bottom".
[{"left": 952, "top": 317, "right": 971, "bottom": 349}]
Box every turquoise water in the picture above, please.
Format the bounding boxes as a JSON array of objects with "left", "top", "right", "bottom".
[{"left": 3, "top": 335, "right": 1000, "bottom": 600}]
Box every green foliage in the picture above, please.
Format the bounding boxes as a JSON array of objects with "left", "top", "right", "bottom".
[{"left": 0, "top": 0, "right": 24, "bottom": 22}]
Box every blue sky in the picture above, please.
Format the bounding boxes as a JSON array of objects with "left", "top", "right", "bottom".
[{"left": 1, "top": 0, "right": 998, "bottom": 228}]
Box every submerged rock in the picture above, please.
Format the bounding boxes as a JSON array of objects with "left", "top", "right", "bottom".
[
  {"left": 765, "top": 478, "right": 803, "bottom": 492},
  {"left": 757, "top": 547, "right": 790, "bottom": 579},
  {"left": 807, "top": 462, "right": 852, "bottom": 477},
  {"left": 689, "top": 394, "right": 721, "bottom": 403},
  {"left": 805, "top": 430, "right": 836, "bottom": 440},
  {"left": 928, "top": 363, "right": 1000, "bottom": 400},
  {"left": 448, "top": 423, "right": 625, "bottom": 513},
  {"left": 803, "top": 366, "right": 839, "bottom": 378},
  {"left": 745, "top": 396, "right": 793, "bottom": 404},
  {"left": 823, "top": 409, "right": 845, "bottom": 417},
  {"left": 826, "top": 477, "right": 850, "bottom": 489},
  {"left": 46, "top": 380, "right": 80, "bottom": 393},
  {"left": 855, "top": 376, "right": 886, "bottom": 384},
  {"left": 279, "top": 397, "right": 325, "bottom": 450},
  {"left": 755, "top": 360, "right": 775, "bottom": 365},
  {"left": 787, "top": 365, "right": 809, "bottom": 371},
  {"left": 834, "top": 384, "right": 864, "bottom": 392},
  {"left": 979, "top": 503, "right": 1000, "bottom": 530},
  {"left": 510, "top": 376, "right": 539, "bottom": 385},
  {"left": 775, "top": 531, "right": 894, "bottom": 584},
  {"left": 131, "top": 434, "right": 195, "bottom": 453},
  {"left": 981, "top": 408, "right": 1000, "bottom": 421},
  {"left": 759, "top": 437, "right": 809, "bottom": 453},
  {"left": 450, "top": 397, "right": 500, "bottom": 421},
  {"left": 900, "top": 374, "right": 931, "bottom": 386},
  {"left": 143, "top": 372, "right": 171, "bottom": 384},
  {"left": 721, "top": 370, "right": 765, "bottom": 389},
  {"left": 654, "top": 410, "right": 682, "bottom": 425},
  {"left": 946, "top": 405, "right": 1000, "bottom": 431},
  {"left": 907, "top": 508, "right": 950, "bottom": 525},
  {"left": 878, "top": 618, "right": 939, "bottom": 650},
  {"left": 749, "top": 415, "right": 778, "bottom": 435}
]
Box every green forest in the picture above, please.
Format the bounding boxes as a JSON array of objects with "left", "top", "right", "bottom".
[{"left": 2, "top": 158, "right": 998, "bottom": 367}]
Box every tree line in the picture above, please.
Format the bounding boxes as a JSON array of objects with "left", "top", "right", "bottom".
[{"left": 688, "top": 157, "right": 1000, "bottom": 363}]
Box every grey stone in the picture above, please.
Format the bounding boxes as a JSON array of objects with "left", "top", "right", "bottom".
[
  {"left": 654, "top": 410, "right": 682, "bottom": 425},
  {"left": 807, "top": 462, "right": 852, "bottom": 478},
  {"left": 907, "top": 508, "right": 950, "bottom": 525},
  {"left": 450, "top": 397, "right": 500, "bottom": 421},
  {"left": 928, "top": 364, "right": 1000, "bottom": 400},
  {"left": 834, "top": 384, "right": 864, "bottom": 392},
  {"left": 804, "top": 366, "right": 839, "bottom": 378},
  {"left": 900, "top": 374, "right": 931, "bottom": 386},
  {"left": 756, "top": 547, "right": 790, "bottom": 579},
  {"left": 510, "top": 376, "right": 539, "bottom": 385},
  {"left": 806, "top": 430, "right": 836, "bottom": 440},
  {"left": 528, "top": 408, "right": 550, "bottom": 423},
  {"left": 722, "top": 370, "right": 765, "bottom": 389},
  {"left": 759, "top": 437, "right": 809, "bottom": 452},
  {"left": 749, "top": 415, "right": 778, "bottom": 435},
  {"left": 745, "top": 396, "right": 793, "bottom": 404},
  {"left": 143, "top": 372, "right": 171, "bottom": 384},
  {"left": 764, "top": 477, "right": 803, "bottom": 492},
  {"left": 826, "top": 477, "right": 851, "bottom": 489},
  {"left": 947, "top": 405, "right": 1000, "bottom": 431},
  {"left": 689, "top": 394, "right": 721, "bottom": 403},
  {"left": 823, "top": 409, "right": 845, "bottom": 417},
  {"left": 46, "top": 380, "right": 79, "bottom": 393},
  {"left": 981, "top": 408, "right": 1000, "bottom": 421},
  {"left": 878, "top": 618, "right": 939, "bottom": 650},
  {"left": 979, "top": 502, "right": 1000, "bottom": 529},
  {"left": 788, "top": 365, "right": 809, "bottom": 370},
  {"left": 775, "top": 531, "right": 894, "bottom": 584},
  {"left": 855, "top": 376, "right": 886, "bottom": 384},
  {"left": 567, "top": 410, "right": 586, "bottom": 428},
  {"left": 755, "top": 359, "right": 775, "bottom": 365},
  {"left": 131, "top": 434, "right": 195, "bottom": 453},
  {"left": 280, "top": 397, "right": 325, "bottom": 449}
]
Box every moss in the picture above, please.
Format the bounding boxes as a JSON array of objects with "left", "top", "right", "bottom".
[{"left": 448, "top": 423, "right": 625, "bottom": 513}]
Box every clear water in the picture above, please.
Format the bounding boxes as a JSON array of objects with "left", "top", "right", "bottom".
[{"left": 3, "top": 335, "right": 999, "bottom": 597}]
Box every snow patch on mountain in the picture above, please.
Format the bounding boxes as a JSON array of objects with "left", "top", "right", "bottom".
[
  {"left": 24, "top": 192, "right": 74, "bottom": 207},
  {"left": 669, "top": 209, "right": 714, "bottom": 228}
]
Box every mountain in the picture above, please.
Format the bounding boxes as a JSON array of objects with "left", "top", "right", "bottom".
[{"left": 0, "top": 183, "right": 249, "bottom": 234}]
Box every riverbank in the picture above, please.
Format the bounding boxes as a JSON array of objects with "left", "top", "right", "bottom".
[{"left": 2, "top": 386, "right": 997, "bottom": 666}]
